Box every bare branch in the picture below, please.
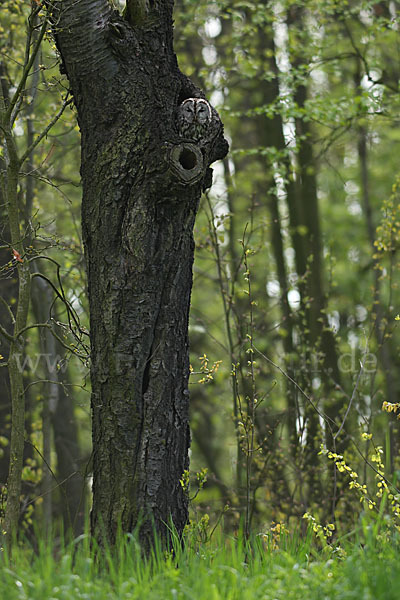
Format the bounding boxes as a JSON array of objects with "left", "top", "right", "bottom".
[
  {"left": 254, "top": 344, "right": 337, "bottom": 432},
  {"left": 0, "top": 294, "right": 16, "bottom": 326},
  {"left": 20, "top": 94, "right": 73, "bottom": 166},
  {"left": 7, "top": 18, "right": 48, "bottom": 126},
  {"left": 0, "top": 320, "right": 14, "bottom": 342},
  {"left": 15, "top": 321, "right": 88, "bottom": 359}
]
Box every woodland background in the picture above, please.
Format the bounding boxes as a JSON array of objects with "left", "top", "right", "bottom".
[{"left": 1, "top": 0, "right": 400, "bottom": 540}]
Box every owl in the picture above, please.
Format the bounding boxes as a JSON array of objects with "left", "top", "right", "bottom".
[{"left": 176, "top": 98, "right": 212, "bottom": 141}]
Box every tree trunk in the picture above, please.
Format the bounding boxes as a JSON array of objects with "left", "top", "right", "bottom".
[
  {"left": 52, "top": 0, "right": 228, "bottom": 546},
  {"left": 287, "top": 5, "right": 345, "bottom": 516},
  {"left": 2, "top": 141, "right": 32, "bottom": 549},
  {"left": 0, "top": 164, "right": 15, "bottom": 486}
]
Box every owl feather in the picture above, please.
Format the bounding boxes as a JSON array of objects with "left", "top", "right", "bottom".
[{"left": 176, "top": 98, "right": 212, "bottom": 141}]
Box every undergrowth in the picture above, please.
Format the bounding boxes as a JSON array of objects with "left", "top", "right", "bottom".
[{"left": 1, "top": 518, "right": 399, "bottom": 600}]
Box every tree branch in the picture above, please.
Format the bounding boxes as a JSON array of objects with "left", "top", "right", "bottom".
[
  {"left": 20, "top": 94, "right": 73, "bottom": 166},
  {"left": 50, "top": 0, "right": 115, "bottom": 85},
  {"left": 125, "top": 0, "right": 174, "bottom": 25},
  {"left": 14, "top": 322, "right": 89, "bottom": 359},
  {"left": 0, "top": 321, "right": 14, "bottom": 342},
  {"left": 6, "top": 18, "right": 47, "bottom": 126},
  {"left": 125, "top": 0, "right": 150, "bottom": 25},
  {"left": 0, "top": 294, "right": 16, "bottom": 326}
]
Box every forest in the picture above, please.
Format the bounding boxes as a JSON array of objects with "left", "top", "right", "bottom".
[{"left": 1, "top": 0, "right": 400, "bottom": 597}]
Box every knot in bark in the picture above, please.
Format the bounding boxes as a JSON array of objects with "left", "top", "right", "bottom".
[{"left": 166, "top": 142, "right": 204, "bottom": 185}]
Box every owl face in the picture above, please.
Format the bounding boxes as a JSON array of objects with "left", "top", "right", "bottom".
[
  {"left": 180, "top": 100, "right": 196, "bottom": 124},
  {"left": 176, "top": 98, "right": 212, "bottom": 140},
  {"left": 194, "top": 99, "right": 212, "bottom": 124}
]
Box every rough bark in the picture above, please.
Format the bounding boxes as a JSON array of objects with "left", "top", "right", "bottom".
[{"left": 52, "top": 0, "right": 228, "bottom": 545}]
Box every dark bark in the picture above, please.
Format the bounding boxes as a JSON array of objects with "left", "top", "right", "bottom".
[{"left": 52, "top": 0, "right": 228, "bottom": 545}]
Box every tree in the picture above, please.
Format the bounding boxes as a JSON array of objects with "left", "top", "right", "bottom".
[
  {"left": 51, "top": 0, "right": 228, "bottom": 546},
  {"left": 174, "top": 0, "right": 400, "bottom": 531},
  {"left": 1, "top": 1, "right": 84, "bottom": 548}
]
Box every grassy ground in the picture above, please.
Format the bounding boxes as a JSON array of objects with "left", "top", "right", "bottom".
[{"left": 0, "top": 523, "right": 398, "bottom": 599}]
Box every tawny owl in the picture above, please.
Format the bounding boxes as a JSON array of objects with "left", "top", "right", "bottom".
[{"left": 176, "top": 98, "right": 212, "bottom": 141}]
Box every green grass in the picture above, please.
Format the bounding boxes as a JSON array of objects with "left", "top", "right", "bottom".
[{"left": 1, "top": 524, "right": 399, "bottom": 599}]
